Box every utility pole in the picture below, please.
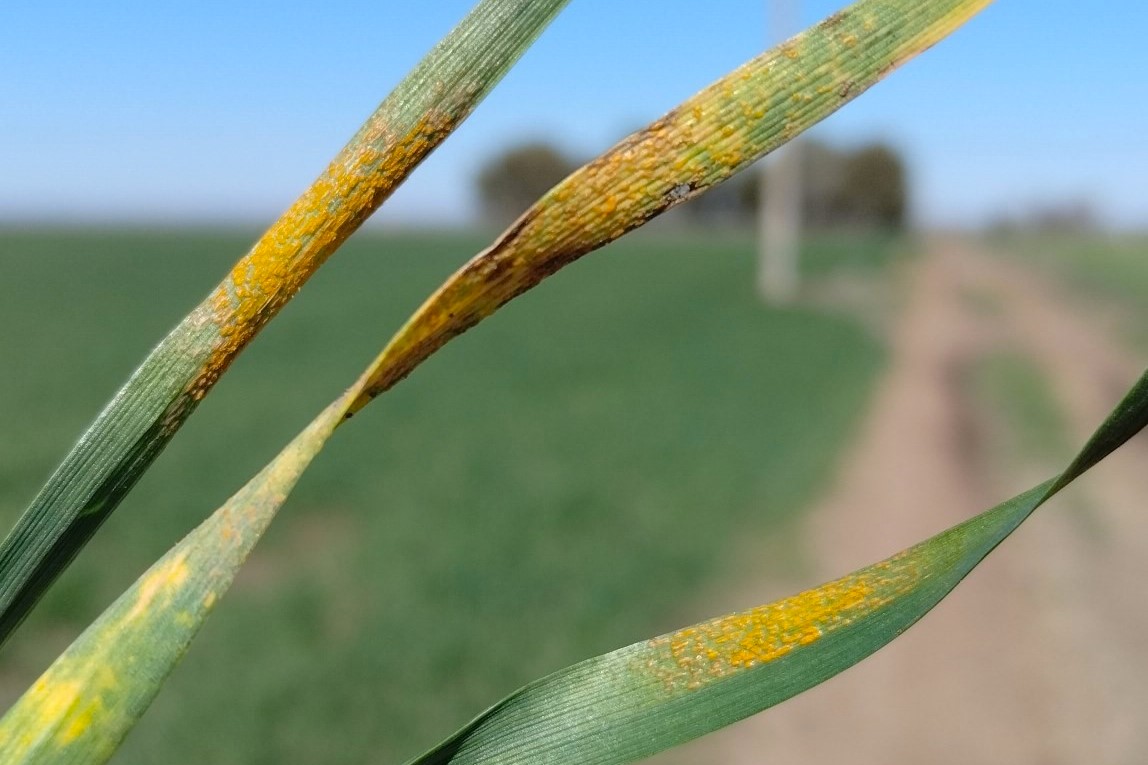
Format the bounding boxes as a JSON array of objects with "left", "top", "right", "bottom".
[{"left": 758, "top": 0, "right": 803, "bottom": 303}]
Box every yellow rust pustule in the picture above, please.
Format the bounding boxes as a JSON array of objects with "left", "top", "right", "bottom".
[
  {"left": 193, "top": 108, "right": 465, "bottom": 398},
  {"left": 646, "top": 554, "right": 921, "bottom": 693}
]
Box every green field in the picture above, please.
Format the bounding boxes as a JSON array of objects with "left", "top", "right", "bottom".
[
  {"left": 0, "top": 228, "right": 890, "bottom": 763},
  {"left": 993, "top": 233, "right": 1148, "bottom": 347}
]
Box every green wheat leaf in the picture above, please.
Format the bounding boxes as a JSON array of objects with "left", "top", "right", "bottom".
[{"left": 0, "top": 0, "right": 569, "bottom": 647}]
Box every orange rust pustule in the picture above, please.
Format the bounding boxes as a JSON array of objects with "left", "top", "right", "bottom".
[
  {"left": 190, "top": 107, "right": 467, "bottom": 399},
  {"left": 645, "top": 554, "right": 921, "bottom": 693}
]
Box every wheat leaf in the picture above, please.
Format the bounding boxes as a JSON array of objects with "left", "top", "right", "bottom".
[
  {"left": 0, "top": 0, "right": 569, "bottom": 646},
  {"left": 403, "top": 372, "right": 1148, "bottom": 765},
  {"left": 344, "top": 0, "right": 996, "bottom": 413},
  {"left": 0, "top": 401, "right": 345, "bottom": 764}
]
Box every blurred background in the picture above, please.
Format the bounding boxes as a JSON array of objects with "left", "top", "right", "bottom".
[{"left": 2, "top": 1, "right": 1147, "bottom": 763}]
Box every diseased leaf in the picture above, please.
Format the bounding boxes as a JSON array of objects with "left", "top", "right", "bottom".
[
  {"left": 0, "top": 0, "right": 570, "bottom": 646},
  {"left": 404, "top": 372, "right": 1148, "bottom": 765},
  {"left": 345, "top": 0, "right": 997, "bottom": 412},
  {"left": 0, "top": 401, "right": 345, "bottom": 764}
]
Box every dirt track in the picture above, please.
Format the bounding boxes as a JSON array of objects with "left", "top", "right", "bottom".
[{"left": 660, "top": 238, "right": 1148, "bottom": 764}]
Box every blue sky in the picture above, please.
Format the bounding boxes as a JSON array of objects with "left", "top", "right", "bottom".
[{"left": 4, "top": 1, "right": 1147, "bottom": 228}]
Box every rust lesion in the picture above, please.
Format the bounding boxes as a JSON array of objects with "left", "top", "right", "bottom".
[
  {"left": 0, "top": 659, "right": 119, "bottom": 753},
  {"left": 190, "top": 105, "right": 467, "bottom": 400},
  {"left": 124, "top": 552, "right": 190, "bottom": 623},
  {"left": 346, "top": 101, "right": 722, "bottom": 410},
  {"left": 645, "top": 553, "right": 922, "bottom": 694},
  {"left": 347, "top": 49, "right": 806, "bottom": 414},
  {"left": 334, "top": 0, "right": 994, "bottom": 425}
]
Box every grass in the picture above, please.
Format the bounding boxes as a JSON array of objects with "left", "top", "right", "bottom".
[
  {"left": 992, "top": 232, "right": 1148, "bottom": 347},
  {"left": 800, "top": 229, "right": 905, "bottom": 277},
  {"left": 0, "top": 227, "right": 889, "bottom": 764},
  {"left": 972, "top": 351, "right": 1072, "bottom": 465}
]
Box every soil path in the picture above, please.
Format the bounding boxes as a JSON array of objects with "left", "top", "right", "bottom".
[{"left": 662, "top": 237, "right": 1148, "bottom": 764}]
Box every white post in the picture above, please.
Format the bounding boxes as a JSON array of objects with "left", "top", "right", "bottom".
[{"left": 758, "top": 0, "right": 803, "bottom": 303}]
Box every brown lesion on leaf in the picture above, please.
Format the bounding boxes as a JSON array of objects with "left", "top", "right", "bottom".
[{"left": 823, "top": 10, "right": 850, "bottom": 28}]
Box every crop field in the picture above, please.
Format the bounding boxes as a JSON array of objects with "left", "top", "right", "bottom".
[
  {"left": 0, "top": 227, "right": 892, "bottom": 764},
  {"left": 992, "top": 233, "right": 1148, "bottom": 349}
]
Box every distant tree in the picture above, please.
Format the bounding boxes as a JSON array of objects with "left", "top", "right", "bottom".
[
  {"left": 476, "top": 141, "right": 578, "bottom": 226},
  {"left": 987, "top": 200, "right": 1098, "bottom": 236},
  {"left": 678, "top": 139, "right": 907, "bottom": 231},
  {"left": 798, "top": 140, "right": 847, "bottom": 228},
  {"left": 1028, "top": 200, "right": 1097, "bottom": 233},
  {"left": 839, "top": 142, "right": 907, "bottom": 229}
]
